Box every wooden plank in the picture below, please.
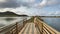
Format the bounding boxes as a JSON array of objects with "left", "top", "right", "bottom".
[
  {"left": 34, "top": 23, "right": 37, "bottom": 34},
  {"left": 29, "top": 23, "right": 33, "bottom": 34},
  {"left": 19, "top": 23, "right": 29, "bottom": 34},
  {"left": 19, "top": 23, "right": 39, "bottom": 34},
  {"left": 24, "top": 23, "right": 31, "bottom": 34}
]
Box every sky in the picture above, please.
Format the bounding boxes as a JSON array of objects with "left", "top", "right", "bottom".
[{"left": 0, "top": 0, "right": 60, "bottom": 16}]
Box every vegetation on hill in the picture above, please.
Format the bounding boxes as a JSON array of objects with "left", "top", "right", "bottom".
[{"left": 0, "top": 11, "right": 28, "bottom": 17}]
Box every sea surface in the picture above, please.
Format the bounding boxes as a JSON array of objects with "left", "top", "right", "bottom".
[
  {"left": 41, "top": 17, "right": 60, "bottom": 32},
  {"left": 0, "top": 17, "right": 28, "bottom": 28}
]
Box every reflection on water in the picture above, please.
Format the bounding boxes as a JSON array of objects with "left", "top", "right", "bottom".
[
  {"left": 42, "top": 18, "right": 60, "bottom": 32},
  {"left": 5, "top": 18, "right": 16, "bottom": 21},
  {"left": 0, "top": 17, "right": 26, "bottom": 28}
]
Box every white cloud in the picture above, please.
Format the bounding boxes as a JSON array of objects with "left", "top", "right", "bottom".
[
  {"left": 47, "top": 0, "right": 59, "bottom": 5},
  {"left": 0, "top": 8, "right": 17, "bottom": 12},
  {"left": 24, "top": 0, "right": 35, "bottom": 3},
  {"left": 0, "top": 0, "right": 6, "bottom": 2},
  {"left": 38, "top": 0, "right": 47, "bottom": 7},
  {"left": 15, "top": 6, "right": 28, "bottom": 15},
  {"left": 0, "top": 7, "right": 60, "bottom": 16},
  {"left": 0, "top": 0, "right": 60, "bottom": 16},
  {"left": 54, "top": 11, "right": 60, "bottom": 15},
  {"left": 18, "top": 0, "right": 35, "bottom": 3},
  {"left": 35, "top": 0, "right": 60, "bottom": 8},
  {"left": 45, "top": 11, "right": 60, "bottom": 16}
]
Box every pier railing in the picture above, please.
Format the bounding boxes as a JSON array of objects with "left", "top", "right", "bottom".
[
  {"left": 5, "top": 22, "right": 22, "bottom": 34},
  {"left": 35, "top": 17, "right": 60, "bottom": 34},
  {"left": 0, "top": 18, "right": 28, "bottom": 34}
]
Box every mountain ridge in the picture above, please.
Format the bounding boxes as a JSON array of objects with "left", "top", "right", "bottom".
[{"left": 0, "top": 11, "right": 28, "bottom": 17}]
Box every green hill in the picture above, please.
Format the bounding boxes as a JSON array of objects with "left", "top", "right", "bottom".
[{"left": 0, "top": 11, "right": 28, "bottom": 17}]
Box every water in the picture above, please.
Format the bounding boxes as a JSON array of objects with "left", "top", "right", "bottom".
[
  {"left": 0, "top": 17, "right": 26, "bottom": 28},
  {"left": 41, "top": 17, "right": 60, "bottom": 32},
  {"left": 0, "top": 17, "right": 31, "bottom": 34}
]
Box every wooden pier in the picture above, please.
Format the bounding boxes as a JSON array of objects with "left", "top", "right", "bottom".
[{"left": 0, "top": 16, "right": 60, "bottom": 34}]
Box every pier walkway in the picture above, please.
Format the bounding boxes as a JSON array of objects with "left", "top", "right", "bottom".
[
  {"left": 0, "top": 16, "right": 60, "bottom": 34},
  {"left": 19, "top": 23, "right": 40, "bottom": 34}
]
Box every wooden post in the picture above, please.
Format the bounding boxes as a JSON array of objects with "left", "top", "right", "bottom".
[
  {"left": 41, "top": 23, "right": 43, "bottom": 34},
  {"left": 23, "top": 19, "right": 24, "bottom": 27},
  {"left": 16, "top": 22, "right": 18, "bottom": 34}
]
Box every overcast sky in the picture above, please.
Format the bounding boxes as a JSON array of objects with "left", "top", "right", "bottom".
[{"left": 0, "top": 0, "right": 60, "bottom": 16}]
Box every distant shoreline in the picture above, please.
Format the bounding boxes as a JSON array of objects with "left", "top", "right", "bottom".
[{"left": 40, "top": 16, "right": 60, "bottom": 17}]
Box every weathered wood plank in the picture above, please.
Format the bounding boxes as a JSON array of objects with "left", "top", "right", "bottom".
[{"left": 19, "top": 23, "right": 39, "bottom": 34}]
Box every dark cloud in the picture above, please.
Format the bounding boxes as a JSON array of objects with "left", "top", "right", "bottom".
[
  {"left": 0, "top": 0, "right": 32, "bottom": 8},
  {"left": 0, "top": 0, "right": 20, "bottom": 8},
  {"left": 19, "top": 1, "right": 32, "bottom": 8}
]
